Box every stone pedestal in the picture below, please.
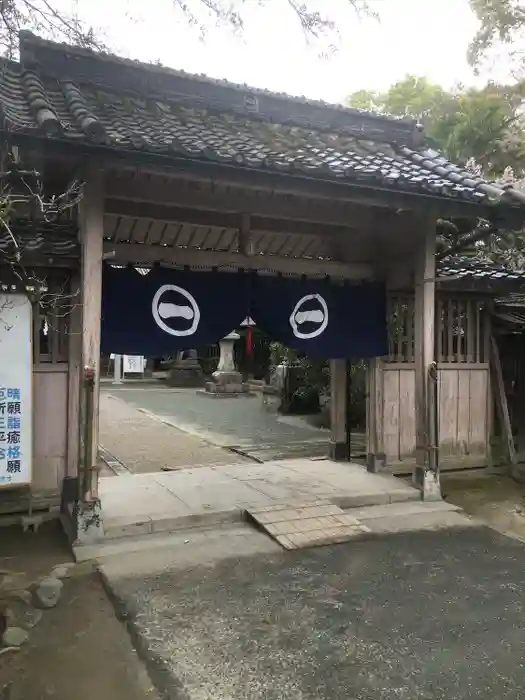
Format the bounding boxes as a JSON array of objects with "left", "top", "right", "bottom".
[
  {"left": 201, "top": 332, "right": 251, "bottom": 397},
  {"left": 166, "top": 350, "right": 205, "bottom": 387},
  {"left": 74, "top": 499, "right": 104, "bottom": 544}
]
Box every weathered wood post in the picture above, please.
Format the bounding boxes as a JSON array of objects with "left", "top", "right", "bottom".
[
  {"left": 414, "top": 224, "right": 441, "bottom": 500},
  {"left": 77, "top": 165, "right": 105, "bottom": 541},
  {"left": 66, "top": 274, "right": 81, "bottom": 481},
  {"left": 366, "top": 358, "right": 385, "bottom": 472},
  {"left": 329, "top": 359, "right": 348, "bottom": 461}
]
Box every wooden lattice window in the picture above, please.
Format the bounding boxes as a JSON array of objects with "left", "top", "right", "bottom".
[
  {"left": 387, "top": 294, "right": 415, "bottom": 362},
  {"left": 30, "top": 272, "right": 75, "bottom": 365},
  {"left": 436, "top": 296, "right": 487, "bottom": 364},
  {"left": 387, "top": 294, "right": 488, "bottom": 364},
  {"left": 34, "top": 306, "right": 70, "bottom": 363}
]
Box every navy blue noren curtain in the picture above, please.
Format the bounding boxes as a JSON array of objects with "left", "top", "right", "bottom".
[
  {"left": 101, "top": 266, "right": 250, "bottom": 356},
  {"left": 251, "top": 275, "right": 388, "bottom": 359},
  {"left": 102, "top": 265, "right": 388, "bottom": 359}
]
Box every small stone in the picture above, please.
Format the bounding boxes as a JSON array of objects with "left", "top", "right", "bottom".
[
  {"left": 5, "top": 598, "right": 43, "bottom": 629},
  {"left": 8, "top": 589, "right": 32, "bottom": 606},
  {"left": 50, "top": 564, "right": 72, "bottom": 580},
  {"left": 0, "top": 571, "right": 28, "bottom": 595},
  {"left": 2, "top": 626, "right": 28, "bottom": 647},
  {"left": 33, "top": 577, "right": 63, "bottom": 609}
]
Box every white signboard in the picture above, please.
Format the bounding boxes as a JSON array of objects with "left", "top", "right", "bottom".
[
  {"left": 123, "top": 355, "right": 145, "bottom": 374},
  {"left": 0, "top": 294, "right": 32, "bottom": 488}
]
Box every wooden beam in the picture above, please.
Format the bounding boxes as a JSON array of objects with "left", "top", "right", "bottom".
[
  {"left": 105, "top": 174, "right": 415, "bottom": 229},
  {"left": 104, "top": 197, "right": 366, "bottom": 239},
  {"left": 79, "top": 165, "right": 104, "bottom": 501},
  {"left": 14, "top": 134, "right": 518, "bottom": 224},
  {"left": 103, "top": 242, "right": 374, "bottom": 279},
  {"left": 238, "top": 213, "right": 255, "bottom": 256},
  {"left": 329, "top": 359, "right": 348, "bottom": 461},
  {"left": 490, "top": 334, "right": 517, "bottom": 468},
  {"left": 413, "top": 224, "right": 441, "bottom": 500}
]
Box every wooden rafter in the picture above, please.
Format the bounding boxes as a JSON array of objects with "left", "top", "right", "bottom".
[
  {"left": 102, "top": 242, "right": 374, "bottom": 279},
  {"left": 105, "top": 173, "right": 418, "bottom": 229},
  {"left": 104, "top": 197, "right": 385, "bottom": 240}
]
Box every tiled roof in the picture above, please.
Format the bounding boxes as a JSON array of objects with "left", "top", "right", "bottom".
[
  {"left": 0, "top": 219, "right": 79, "bottom": 259},
  {"left": 438, "top": 256, "right": 525, "bottom": 282},
  {"left": 1, "top": 32, "right": 525, "bottom": 212}
]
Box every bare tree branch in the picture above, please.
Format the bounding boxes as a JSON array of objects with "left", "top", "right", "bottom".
[{"left": 0, "top": 148, "right": 83, "bottom": 336}]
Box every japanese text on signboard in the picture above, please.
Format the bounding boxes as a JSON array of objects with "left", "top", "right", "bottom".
[{"left": 0, "top": 387, "right": 22, "bottom": 485}]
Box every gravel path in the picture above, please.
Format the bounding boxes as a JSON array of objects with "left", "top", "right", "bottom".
[
  {"left": 105, "top": 526, "right": 525, "bottom": 700},
  {"left": 99, "top": 393, "right": 249, "bottom": 474}
]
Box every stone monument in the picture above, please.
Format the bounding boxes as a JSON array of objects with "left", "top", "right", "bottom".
[
  {"left": 166, "top": 349, "right": 205, "bottom": 387},
  {"left": 201, "top": 331, "right": 250, "bottom": 397}
]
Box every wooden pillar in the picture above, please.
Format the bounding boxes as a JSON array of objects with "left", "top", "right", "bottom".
[
  {"left": 366, "top": 358, "right": 385, "bottom": 472},
  {"left": 329, "top": 359, "right": 348, "bottom": 461},
  {"left": 414, "top": 225, "right": 441, "bottom": 499},
  {"left": 79, "top": 167, "right": 104, "bottom": 502},
  {"left": 66, "top": 274, "right": 82, "bottom": 478}
]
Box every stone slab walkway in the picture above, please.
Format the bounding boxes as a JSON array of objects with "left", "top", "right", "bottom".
[
  {"left": 101, "top": 385, "right": 334, "bottom": 462},
  {"left": 99, "top": 393, "right": 250, "bottom": 473},
  {"left": 97, "top": 458, "right": 420, "bottom": 541}
]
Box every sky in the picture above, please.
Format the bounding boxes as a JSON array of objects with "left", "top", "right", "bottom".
[{"left": 55, "top": 0, "right": 501, "bottom": 104}]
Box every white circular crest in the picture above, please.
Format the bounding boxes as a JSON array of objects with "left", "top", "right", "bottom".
[
  {"left": 289, "top": 294, "right": 328, "bottom": 339},
  {"left": 152, "top": 284, "right": 200, "bottom": 337}
]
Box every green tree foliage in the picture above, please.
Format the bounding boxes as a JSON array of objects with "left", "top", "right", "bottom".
[
  {"left": 347, "top": 75, "right": 525, "bottom": 178},
  {"left": 468, "top": 0, "right": 525, "bottom": 70},
  {"left": 348, "top": 75, "right": 525, "bottom": 269}
]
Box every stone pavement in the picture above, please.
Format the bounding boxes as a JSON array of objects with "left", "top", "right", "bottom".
[
  {"left": 99, "top": 392, "right": 250, "bottom": 473},
  {"left": 101, "top": 526, "right": 525, "bottom": 700},
  {"left": 101, "top": 384, "right": 337, "bottom": 462},
  {"left": 96, "top": 458, "right": 421, "bottom": 542}
]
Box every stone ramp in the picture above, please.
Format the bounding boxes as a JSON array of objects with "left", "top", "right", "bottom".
[
  {"left": 246, "top": 499, "right": 470, "bottom": 550},
  {"left": 246, "top": 501, "right": 372, "bottom": 549}
]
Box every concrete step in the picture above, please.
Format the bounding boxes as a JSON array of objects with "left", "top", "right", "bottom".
[
  {"left": 348, "top": 500, "right": 476, "bottom": 535},
  {"left": 76, "top": 524, "right": 279, "bottom": 569},
  {"left": 99, "top": 486, "right": 421, "bottom": 544},
  {"left": 75, "top": 501, "right": 476, "bottom": 569},
  {"left": 348, "top": 500, "right": 460, "bottom": 521}
]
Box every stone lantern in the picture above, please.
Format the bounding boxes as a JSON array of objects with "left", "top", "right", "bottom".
[{"left": 202, "top": 331, "right": 250, "bottom": 397}]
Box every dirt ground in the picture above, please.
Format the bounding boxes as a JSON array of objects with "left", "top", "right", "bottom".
[
  {"left": 0, "top": 521, "right": 157, "bottom": 700},
  {"left": 442, "top": 470, "right": 525, "bottom": 541}
]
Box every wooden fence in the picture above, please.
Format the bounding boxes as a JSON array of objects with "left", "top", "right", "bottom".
[{"left": 374, "top": 293, "right": 491, "bottom": 472}]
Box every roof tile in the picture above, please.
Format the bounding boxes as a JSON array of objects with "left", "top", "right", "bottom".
[{"left": 0, "top": 33, "right": 524, "bottom": 211}]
